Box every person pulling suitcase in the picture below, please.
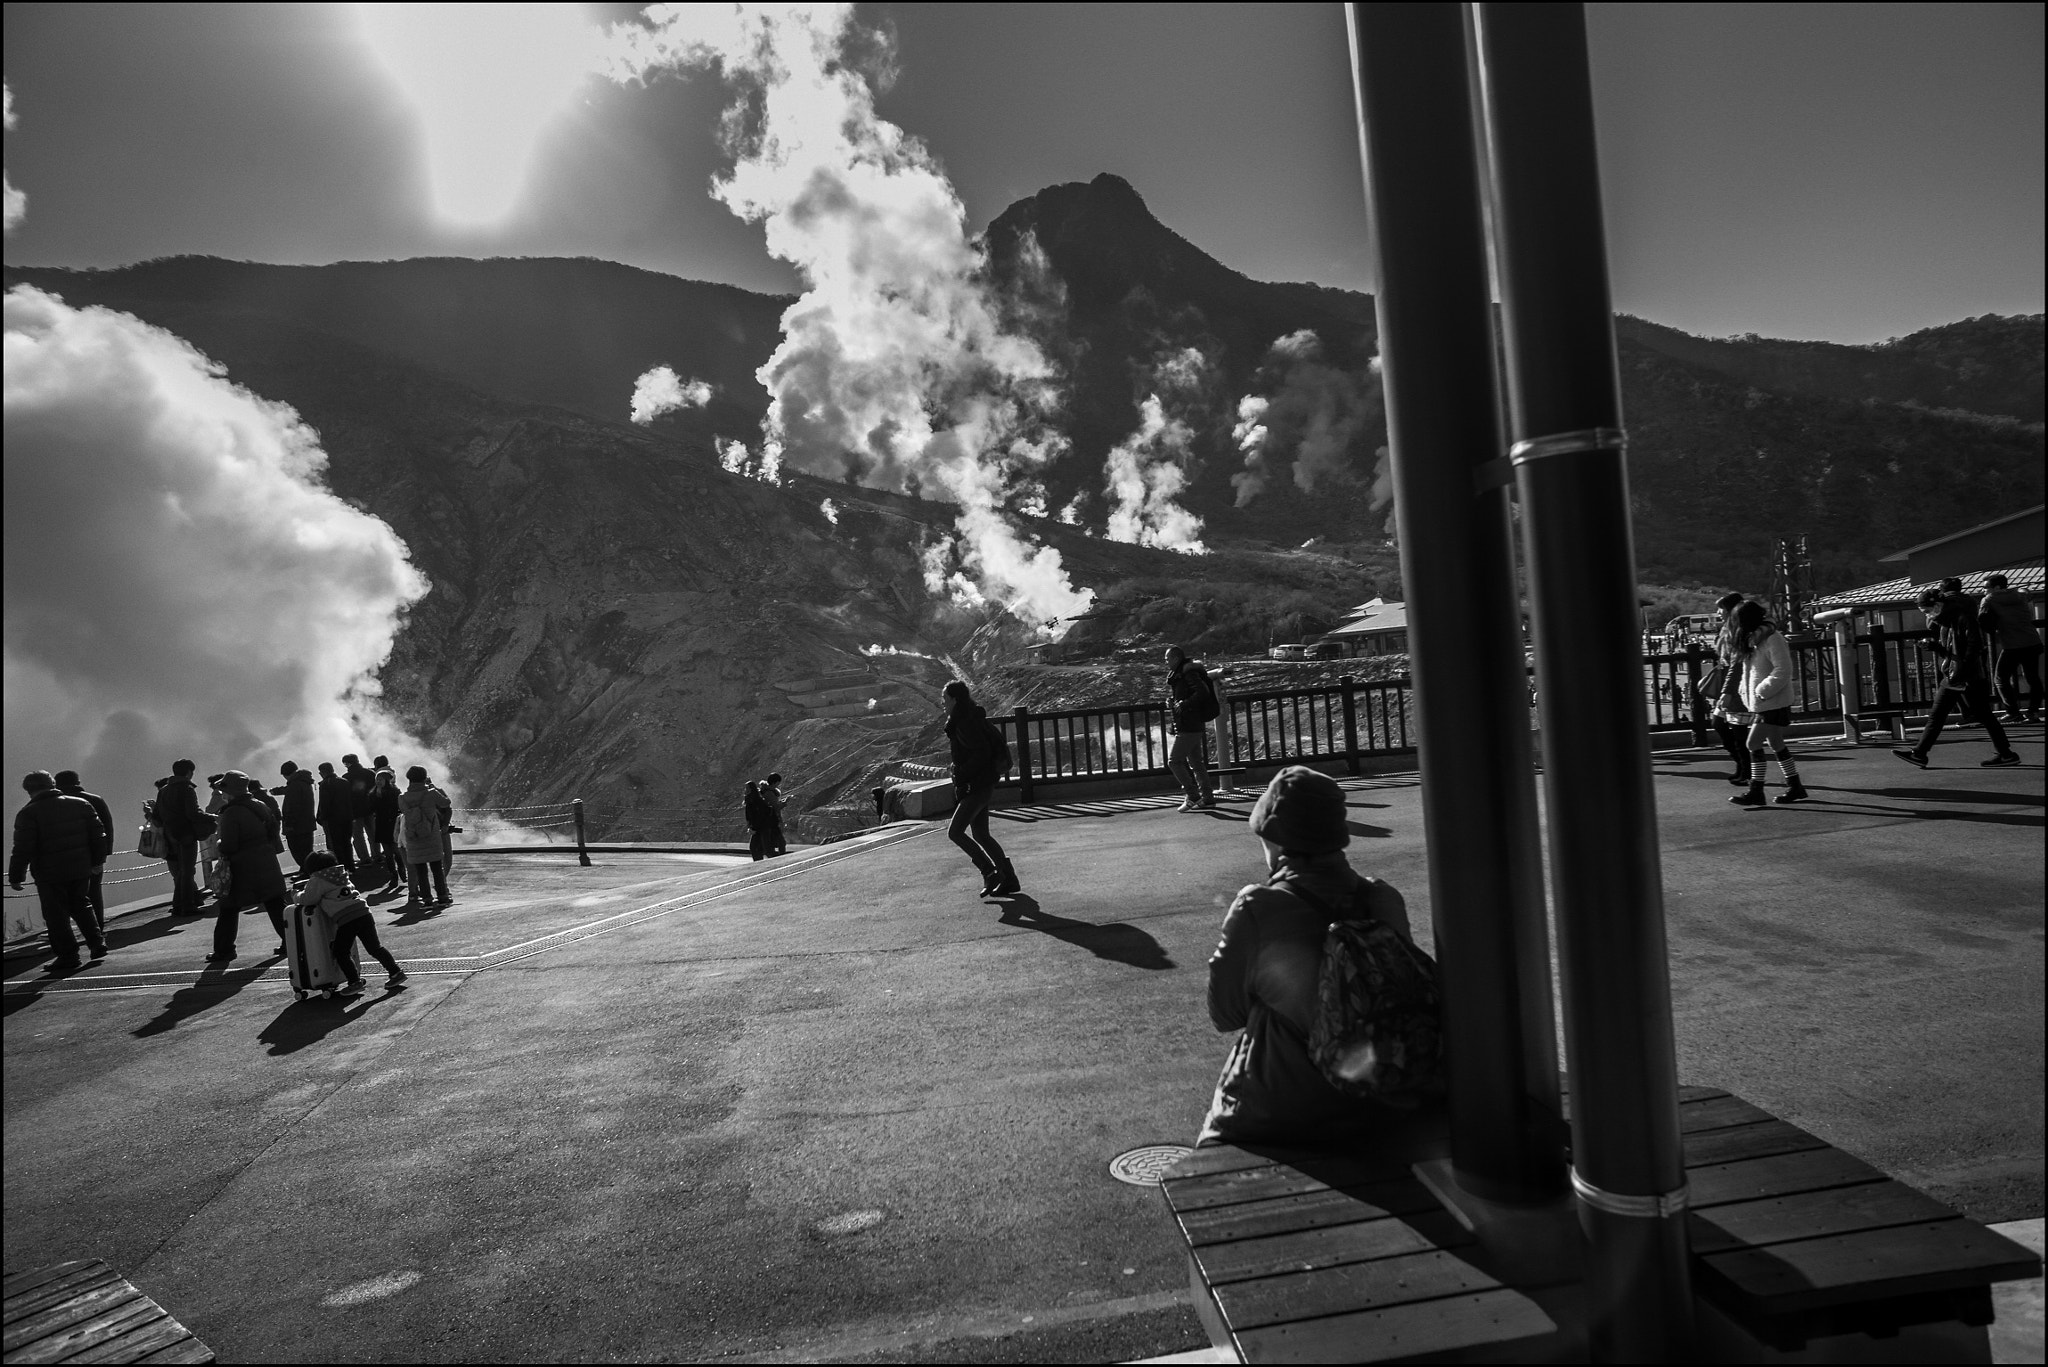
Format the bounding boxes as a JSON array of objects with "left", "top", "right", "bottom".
[{"left": 295, "top": 852, "right": 406, "bottom": 995}]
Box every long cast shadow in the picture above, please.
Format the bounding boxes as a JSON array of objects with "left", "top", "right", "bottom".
[
  {"left": 1790, "top": 794, "right": 2044, "bottom": 828},
  {"left": 257, "top": 989, "right": 395, "bottom": 1056},
  {"left": 132, "top": 964, "right": 270, "bottom": 1037},
  {"left": 995, "top": 894, "right": 1174, "bottom": 970},
  {"left": 1855, "top": 785, "right": 2045, "bottom": 807}
]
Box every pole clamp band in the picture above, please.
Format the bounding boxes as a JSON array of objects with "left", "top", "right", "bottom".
[
  {"left": 1508, "top": 426, "right": 1628, "bottom": 465},
  {"left": 1571, "top": 1168, "right": 1688, "bottom": 1219}
]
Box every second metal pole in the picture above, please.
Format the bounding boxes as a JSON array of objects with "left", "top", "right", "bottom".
[{"left": 1348, "top": 1, "right": 1565, "bottom": 1205}]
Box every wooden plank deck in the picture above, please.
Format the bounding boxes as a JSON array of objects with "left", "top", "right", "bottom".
[
  {"left": 1163, "top": 1087, "right": 2042, "bottom": 1362},
  {"left": 3, "top": 1261, "right": 212, "bottom": 1365}
]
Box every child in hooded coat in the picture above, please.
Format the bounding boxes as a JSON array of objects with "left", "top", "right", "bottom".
[{"left": 296, "top": 851, "right": 406, "bottom": 991}]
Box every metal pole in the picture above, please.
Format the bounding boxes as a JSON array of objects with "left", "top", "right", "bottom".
[
  {"left": 1013, "top": 707, "right": 1035, "bottom": 804},
  {"left": 1470, "top": 3, "right": 1693, "bottom": 1356},
  {"left": 573, "top": 798, "right": 591, "bottom": 867},
  {"left": 1347, "top": 2, "right": 1564, "bottom": 1205}
]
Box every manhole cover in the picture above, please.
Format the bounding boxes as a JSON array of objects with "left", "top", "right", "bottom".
[{"left": 1109, "top": 1145, "right": 1194, "bottom": 1186}]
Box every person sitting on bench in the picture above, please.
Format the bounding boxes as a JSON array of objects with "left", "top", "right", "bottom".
[{"left": 1198, "top": 766, "right": 1413, "bottom": 1146}]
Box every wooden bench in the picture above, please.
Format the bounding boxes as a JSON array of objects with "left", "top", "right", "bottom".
[
  {"left": 1163, "top": 1087, "right": 2040, "bottom": 1362},
  {"left": 1856, "top": 707, "right": 1914, "bottom": 743},
  {"left": 1206, "top": 766, "right": 1252, "bottom": 792},
  {"left": 4, "top": 1260, "right": 213, "bottom": 1364}
]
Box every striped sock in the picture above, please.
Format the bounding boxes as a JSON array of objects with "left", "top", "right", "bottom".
[
  {"left": 1775, "top": 749, "right": 1800, "bottom": 784},
  {"left": 1746, "top": 754, "right": 1767, "bottom": 788}
]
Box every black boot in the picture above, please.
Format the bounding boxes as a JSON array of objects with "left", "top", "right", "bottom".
[
  {"left": 975, "top": 860, "right": 1000, "bottom": 896},
  {"left": 1773, "top": 781, "right": 1809, "bottom": 804},
  {"left": 991, "top": 858, "right": 1021, "bottom": 897},
  {"left": 1728, "top": 784, "right": 1767, "bottom": 808}
]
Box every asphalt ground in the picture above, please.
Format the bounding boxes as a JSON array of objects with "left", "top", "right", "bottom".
[{"left": 3, "top": 728, "right": 2040, "bottom": 1363}]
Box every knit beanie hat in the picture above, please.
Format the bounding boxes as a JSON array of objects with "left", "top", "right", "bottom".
[{"left": 1248, "top": 766, "right": 1349, "bottom": 854}]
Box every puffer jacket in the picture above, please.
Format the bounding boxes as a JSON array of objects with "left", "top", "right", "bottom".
[
  {"left": 1199, "top": 852, "right": 1412, "bottom": 1146},
  {"left": 9, "top": 791, "right": 111, "bottom": 884},
  {"left": 154, "top": 775, "right": 204, "bottom": 842},
  {"left": 945, "top": 703, "right": 998, "bottom": 787},
  {"left": 1737, "top": 623, "right": 1795, "bottom": 714},
  {"left": 273, "top": 770, "right": 316, "bottom": 833},
  {"left": 397, "top": 784, "right": 451, "bottom": 864},
  {"left": 294, "top": 864, "right": 370, "bottom": 929},
  {"left": 1981, "top": 587, "right": 2040, "bottom": 651},
  {"left": 316, "top": 774, "right": 352, "bottom": 828},
  {"left": 217, "top": 796, "right": 288, "bottom": 907},
  {"left": 1928, "top": 595, "right": 1990, "bottom": 690},
  {"left": 1168, "top": 660, "right": 1214, "bottom": 736}
]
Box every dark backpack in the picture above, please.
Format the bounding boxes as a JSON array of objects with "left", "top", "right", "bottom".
[
  {"left": 982, "top": 718, "right": 1014, "bottom": 775},
  {"left": 743, "top": 787, "right": 768, "bottom": 829},
  {"left": 1285, "top": 881, "right": 1445, "bottom": 1099},
  {"left": 1194, "top": 668, "right": 1221, "bottom": 723}
]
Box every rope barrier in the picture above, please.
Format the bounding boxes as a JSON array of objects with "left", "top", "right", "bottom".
[{"left": 456, "top": 803, "right": 576, "bottom": 814}]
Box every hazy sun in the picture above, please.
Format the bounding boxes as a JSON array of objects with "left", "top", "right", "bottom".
[{"left": 357, "top": 2, "right": 602, "bottom": 228}]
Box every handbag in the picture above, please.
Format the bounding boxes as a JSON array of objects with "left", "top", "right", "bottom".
[{"left": 138, "top": 818, "right": 165, "bottom": 860}]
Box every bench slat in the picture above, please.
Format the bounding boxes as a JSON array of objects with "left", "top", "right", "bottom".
[
  {"left": 3, "top": 1282, "right": 147, "bottom": 1356},
  {"left": 9, "top": 1297, "right": 168, "bottom": 1365},
  {"left": 1561, "top": 1084, "right": 1727, "bottom": 1122},
  {"left": 1688, "top": 1146, "right": 1884, "bottom": 1208},
  {"left": 65, "top": 1313, "right": 206, "bottom": 1365},
  {"left": 1163, "top": 1146, "right": 1285, "bottom": 1181},
  {"left": 3, "top": 1267, "right": 127, "bottom": 1327},
  {"left": 1216, "top": 1249, "right": 1502, "bottom": 1331},
  {"left": 1688, "top": 1180, "right": 1960, "bottom": 1255},
  {"left": 1678, "top": 1094, "right": 1776, "bottom": 1135},
  {"left": 1700, "top": 1218, "right": 2044, "bottom": 1313},
  {"left": 1196, "top": 1210, "right": 1473, "bottom": 1286},
  {"left": 1177, "top": 1182, "right": 1443, "bottom": 1247},
  {"left": 1164, "top": 1157, "right": 1414, "bottom": 1214},
  {"left": 1682, "top": 1118, "right": 1830, "bottom": 1169},
  {"left": 3, "top": 1262, "right": 105, "bottom": 1307},
  {"left": 1233, "top": 1286, "right": 1556, "bottom": 1363}
]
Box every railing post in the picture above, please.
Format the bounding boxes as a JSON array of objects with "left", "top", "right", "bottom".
[
  {"left": 1013, "top": 706, "right": 1034, "bottom": 805},
  {"left": 1870, "top": 622, "right": 1892, "bottom": 709},
  {"left": 1339, "top": 676, "right": 1361, "bottom": 775},
  {"left": 572, "top": 798, "right": 591, "bottom": 867},
  {"left": 1684, "top": 645, "right": 1707, "bottom": 745}
]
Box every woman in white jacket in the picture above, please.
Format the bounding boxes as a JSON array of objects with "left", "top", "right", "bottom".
[{"left": 1728, "top": 601, "right": 1808, "bottom": 806}]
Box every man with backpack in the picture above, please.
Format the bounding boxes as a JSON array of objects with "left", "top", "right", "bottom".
[
  {"left": 758, "top": 772, "right": 791, "bottom": 856},
  {"left": 1198, "top": 766, "right": 1433, "bottom": 1146},
  {"left": 1895, "top": 585, "right": 2021, "bottom": 769},
  {"left": 942, "top": 680, "right": 1019, "bottom": 896},
  {"left": 53, "top": 770, "right": 114, "bottom": 934},
  {"left": 154, "top": 758, "right": 209, "bottom": 916},
  {"left": 1165, "top": 645, "right": 1219, "bottom": 811}
]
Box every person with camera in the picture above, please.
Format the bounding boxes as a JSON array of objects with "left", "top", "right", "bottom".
[{"left": 1895, "top": 585, "right": 2021, "bottom": 769}]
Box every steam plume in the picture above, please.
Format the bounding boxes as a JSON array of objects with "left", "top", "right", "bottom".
[
  {"left": 629, "top": 365, "right": 712, "bottom": 424},
  {"left": 4, "top": 85, "right": 25, "bottom": 233},
  {"left": 4, "top": 287, "right": 441, "bottom": 843},
  {"left": 1103, "top": 346, "right": 1208, "bottom": 554},
  {"left": 1231, "top": 331, "right": 1380, "bottom": 506},
  {"left": 603, "top": 3, "right": 1091, "bottom": 628}
]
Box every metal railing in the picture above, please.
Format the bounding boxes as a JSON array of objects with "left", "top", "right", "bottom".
[{"left": 997, "top": 676, "right": 1415, "bottom": 802}]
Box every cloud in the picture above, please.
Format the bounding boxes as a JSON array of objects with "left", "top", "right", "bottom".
[
  {"left": 3, "top": 286, "right": 443, "bottom": 846},
  {"left": 1230, "top": 330, "right": 1381, "bottom": 506},
  {"left": 5, "top": 84, "right": 26, "bottom": 233},
  {"left": 603, "top": 3, "right": 1091, "bottom": 629},
  {"left": 628, "top": 364, "right": 713, "bottom": 424}
]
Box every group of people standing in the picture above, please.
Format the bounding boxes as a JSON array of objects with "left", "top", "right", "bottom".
[{"left": 742, "top": 773, "right": 790, "bottom": 860}]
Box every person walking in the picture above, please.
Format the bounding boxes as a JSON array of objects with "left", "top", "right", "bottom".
[
  {"left": 209, "top": 772, "right": 290, "bottom": 964},
  {"left": 154, "top": 759, "right": 207, "bottom": 916},
  {"left": 52, "top": 770, "right": 114, "bottom": 935},
  {"left": 1198, "top": 766, "right": 1415, "bottom": 1146},
  {"left": 744, "top": 781, "right": 770, "bottom": 861},
  {"left": 200, "top": 773, "right": 230, "bottom": 903},
  {"left": 1165, "top": 646, "right": 1217, "bottom": 811},
  {"left": 272, "top": 762, "right": 318, "bottom": 871},
  {"left": 296, "top": 852, "right": 406, "bottom": 991},
  {"left": 942, "top": 680, "right": 1019, "bottom": 896},
  {"left": 370, "top": 768, "right": 405, "bottom": 893},
  {"left": 315, "top": 762, "right": 355, "bottom": 870},
  {"left": 1895, "top": 585, "right": 2021, "bottom": 769},
  {"left": 9, "top": 771, "right": 110, "bottom": 972},
  {"left": 1726, "top": 601, "right": 1811, "bottom": 807},
  {"left": 759, "top": 772, "right": 790, "bottom": 857},
  {"left": 342, "top": 754, "right": 377, "bottom": 866},
  {"left": 398, "top": 766, "right": 454, "bottom": 908},
  {"left": 1703, "top": 592, "right": 1754, "bottom": 786},
  {"left": 1982, "top": 573, "right": 2042, "bottom": 724}
]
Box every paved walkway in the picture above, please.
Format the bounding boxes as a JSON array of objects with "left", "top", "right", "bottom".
[{"left": 3, "top": 731, "right": 2040, "bottom": 1362}]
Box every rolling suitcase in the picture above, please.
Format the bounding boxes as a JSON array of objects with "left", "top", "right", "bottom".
[{"left": 285, "top": 903, "right": 356, "bottom": 1001}]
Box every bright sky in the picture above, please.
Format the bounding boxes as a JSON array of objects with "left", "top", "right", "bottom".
[{"left": 2, "top": 2, "right": 2041, "bottom": 343}]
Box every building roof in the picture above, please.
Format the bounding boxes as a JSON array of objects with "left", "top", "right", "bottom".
[
  {"left": 1811, "top": 565, "right": 2044, "bottom": 612},
  {"left": 1321, "top": 601, "right": 1408, "bottom": 637},
  {"left": 1877, "top": 503, "right": 2044, "bottom": 582}
]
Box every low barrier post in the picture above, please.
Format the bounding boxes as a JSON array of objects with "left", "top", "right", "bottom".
[
  {"left": 1339, "top": 676, "right": 1361, "bottom": 775},
  {"left": 572, "top": 798, "right": 591, "bottom": 867},
  {"left": 1684, "top": 645, "right": 1707, "bottom": 746},
  {"left": 1013, "top": 706, "right": 1034, "bottom": 805}
]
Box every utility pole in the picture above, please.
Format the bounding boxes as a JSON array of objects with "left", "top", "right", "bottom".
[{"left": 1471, "top": 3, "right": 1694, "bottom": 1358}]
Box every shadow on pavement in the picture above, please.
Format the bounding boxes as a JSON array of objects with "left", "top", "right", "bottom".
[
  {"left": 132, "top": 964, "right": 270, "bottom": 1038},
  {"left": 1866, "top": 786, "right": 2046, "bottom": 807},
  {"left": 995, "top": 894, "right": 1174, "bottom": 970},
  {"left": 1796, "top": 792, "right": 2044, "bottom": 828},
  {"left": 257, "top": 991, "right": 390, "bottom": 1055},
  {"left": 386, "top": 901, "right": 445, "bottom": 926}
]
